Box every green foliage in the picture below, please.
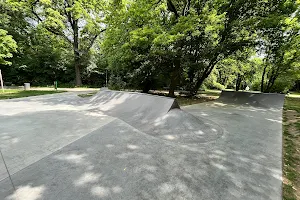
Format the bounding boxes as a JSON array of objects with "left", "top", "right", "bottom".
[
  {"left": 260, "top": 5, "right": 300, "bottom": 92},
  {"left": 0, "top": 29, "right": 17, "bottom": 65},
  {"left": 102, "top": 0, "right": 299, "bottom": 95},
  {"left": 108, "top": 75, "right": 126, "bottom": 90},
  {"left": 0, "top": 0, "right": 299, "bottom": 94},
  {"left": 203, "top": 70, "right": 225, "bottom": 90}
]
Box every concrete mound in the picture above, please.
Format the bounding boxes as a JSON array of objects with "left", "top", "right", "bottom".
[
  {"left": 89, "top": 90, "right": 222, "bottom": 144},
  {"left": 144, "top": 108, "right": 223, "bottom": 144},
  {"left": 89, "top": 90, "right": 179, "bottom": 123},
  {"left": 217, "top": 91, "right": 285, "bottom": 109}
]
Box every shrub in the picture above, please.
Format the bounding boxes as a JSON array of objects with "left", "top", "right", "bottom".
[{"left": 108, "top": 75, "right": 126, "bottom": 90}]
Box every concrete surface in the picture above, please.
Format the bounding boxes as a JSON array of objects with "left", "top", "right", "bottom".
[
  {"left": 218, "top": 90, "right": 285, "bottom": 109},
  {"left": 0, "top": 90, "right": 284, "bottom": 200}
]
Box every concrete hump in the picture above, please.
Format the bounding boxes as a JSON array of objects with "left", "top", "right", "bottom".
[
  {"left": 89, "top": 90, "right": 223, "bottom": 144},
  {"left": 217, "top": 91, "right": 285, "bottom": 109},
  {"left": 89, "top": 90, "right": 180, "bottom": 123}
]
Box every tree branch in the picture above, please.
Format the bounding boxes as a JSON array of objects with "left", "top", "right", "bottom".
[
  {"left": 64, "top": 0, "right": 74, "bottom": 28},
  {"left": 182, "top": 0, "right": 191, "bottom": 16},
  {"left": 31, "top": 1, "right": 72, "bottom": 44},
  {"left": 167, "top": 0, "right": 179, "bottom": 19},
  {"left": 82, "top": 29, "right": 106, "bottom": 55}
]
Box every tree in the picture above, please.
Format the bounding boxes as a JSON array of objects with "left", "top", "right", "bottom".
[
  {"left": 103, "top": 0, "right": 298, "bottom": 96},
  {"left": 261, "top": 8, "right": 300, "bottom": 92},
  {"left": 0, "top": 2, "right": 17, "bottom": 66},
  {"left": 0, "top": 29, "right": 17, "bottom": 65},
  {"left": 9, "top": 0, "right": 107, "bottom": 86}
]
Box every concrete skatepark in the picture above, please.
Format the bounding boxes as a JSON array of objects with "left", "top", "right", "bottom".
[{"left": 0, "top": 90, "right": 285, "bottom": 200}]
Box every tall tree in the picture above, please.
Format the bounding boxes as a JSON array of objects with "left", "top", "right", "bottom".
[
  {"left": 261, "top": 8, "right": 300, "bottom": 92},
  {"left": 103, "top": 0, "right": 298, "bottom": 96},
  {"left": 9, "top": 0, "right": 107, "bottom": 86}
]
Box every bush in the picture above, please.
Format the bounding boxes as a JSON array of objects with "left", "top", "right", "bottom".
[
  {"left": 203, "top": 79, "right": 225, "bottom": 90},
  {"left": 203, "top": 71, "right": 225, "bottom": 90},
  {"left": 252, "top": 77, "right": 294, "bottom": 93},
  {"left": 108, "top": 75, "right": 127, "bottom": 90},
  {"left": 251, "top": 80, "right": 261, "bottom": 91},
  {"left": 267, "top": 79, "right": 293, "bottom": 93}
]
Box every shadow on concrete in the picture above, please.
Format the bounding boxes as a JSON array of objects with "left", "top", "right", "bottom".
[{"left": 0, "top": 119, "right": 282, "bottom": 200}]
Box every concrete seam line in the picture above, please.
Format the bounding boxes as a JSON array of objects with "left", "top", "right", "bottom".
[
  {"left": 0, "top": 149, "right": 16, "bottom": 190},
  {"left": 0, "top": 119, "right": 116, "bottom": 184}
]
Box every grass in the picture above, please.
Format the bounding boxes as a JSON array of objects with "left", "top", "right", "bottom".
[
  {"left": 176, "top": 95, "right": 218, "bottom": 106},
  {"left": 0, "top": 89, "right": 65, "bottom": 100},
  {"left": 77, "top": 90, "right": 221, "bottom": 105},
  {"left": 283, "top": 97, "right": 300, "bottom": 200},
  {"left": 78, "top": 91, "right": 97, "bottom": 98}
]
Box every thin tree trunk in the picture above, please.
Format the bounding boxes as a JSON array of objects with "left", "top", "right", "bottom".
[
  {"left": 142, "top": 80, "right": 151, "bottom": 93},
  {"left": 266, "top": 73, "right": 278, "bottom": 93},
  {"left": 261, "top": 64, "right": 267, "bottom": 92},
  {"left": 74, "top": 54, "right": 82, "bottom": 86},
  {"left": 192, "top": 74, "right": 206, "bottom": 95},
  {"left": 73, "top": 20, "right": 82, "bottom": 86},
  {"left": 191, "top": 56, "right": 219, "bottom": 95},
  {"left": 168, "top": 60, "right": 180, "bottom": 97},
  {"left": 235, "top": 74, "right": 242, "bottom": 91}
]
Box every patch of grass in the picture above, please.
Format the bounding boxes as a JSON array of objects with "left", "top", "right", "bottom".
[
  {"left": 147, "top": 90, "right": 220, "bottom": 106},
  {"left": 198, "top": 89, "right": 221, "bottom": 97},
  {"left": 176, "top": 96, "right": 217, "bottom": 106},
  {"left": 78, "top": 92, "right": 97, "bottom": 98},
  {"left": 0, "top": 89, "right": 65, "bottom": 100},
  {"left": 285, "top": 97, "right": 300, "bottom": 113},
  {"left": 283, "top": 97, "right": 300, "bottom": 200}
]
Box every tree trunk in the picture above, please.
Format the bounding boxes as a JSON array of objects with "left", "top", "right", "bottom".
[
  {"left": 235, "top": 74, "right": 241, "bottom": 91},
  {"left": 191, "top": 56, "right": 219, "bottom": 95},
  {"left": 168, "top": 60, "right": 181, "bottom": 97},
  {"left": 265, "top": 74, "right": 278, "bottom": 93},
  {"left": 168, "top": 74, "right": 176, "bottom": 97},
  {"left": 73, "top": 20, "right": 82, "bottom": 86},
  {"left": 142, "top": 80, "right": 151, "bottom": 93},
  {"left": 192, "top": 74, "right": 206, "bottom": 95},
  {"left": 74, "top": 56, "right": 82, "bottom": 86},
  {"left": 261, "top": 64, "right": 267, "bottom": 92}
]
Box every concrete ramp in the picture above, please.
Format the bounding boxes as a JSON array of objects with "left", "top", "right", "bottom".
[
  {"left": 89, "top": 90, "right": 179, "bottom": 125},
  {"left": 89, "top": 90, "right": 222, "bottom": 144},
  {"left": 217, "top": 91, "right": 285, "bottom": 109}
]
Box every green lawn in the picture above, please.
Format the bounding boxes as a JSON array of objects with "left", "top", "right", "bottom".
[
  {"left": 283, "top": 97, "right": 300, "bottom": 200},
  {"left": 0, "top": 89, "right": 65, "bottom": 100}
]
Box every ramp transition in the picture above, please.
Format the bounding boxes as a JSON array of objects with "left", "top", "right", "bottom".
[
  {"left": 89, "top": 90, "right": 180, "bottom": 124},
  {"left": 217, "top": 91, "right": 285, "bottom": 109},
  {"left": 89, "top": 90, "right": 223, "bottom": 144}
]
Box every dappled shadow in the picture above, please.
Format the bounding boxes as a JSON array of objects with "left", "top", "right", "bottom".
[
  {"left": 1, "top": 119, "right": 282, "bottom": 199},
  {"left": 0, "top": 90, "right": 284, "bottom": 199},
  {"left": 0, "top": 110, "right": 114, "bottom": 181}
]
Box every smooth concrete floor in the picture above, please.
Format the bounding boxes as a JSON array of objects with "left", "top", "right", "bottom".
[{"left": 0, "top": 92, "right": 283, "bottom": 200}]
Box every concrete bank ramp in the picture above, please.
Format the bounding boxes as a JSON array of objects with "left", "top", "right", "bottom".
[
  {"left": 89, "top": 90, "right": 222, "bottom": 144},
  {"left": 89, "top": 90, "right": 180, "bottom": 123},
  {"left": 217, "top": 91, "right": 285, "bottom": 109}
]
